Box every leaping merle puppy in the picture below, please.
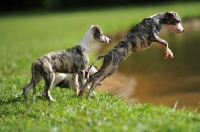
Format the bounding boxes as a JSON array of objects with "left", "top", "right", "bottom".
[
  {"left": 23, "top": 25, "right": 111, "bottom": 101},
  {"left": 79, "top": 12, "right": 184, "bottom": 98}
]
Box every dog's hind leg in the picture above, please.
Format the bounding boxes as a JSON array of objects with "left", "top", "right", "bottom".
[
  {"left": 89, "top": 54, "right": 107, "bottom": 69},
  {"left": 79, "top": 81, "right": 90, "bottom": 96},
  {"left": 73, "top": 70, "right": 85, "bottom": 95},
  {"left": 23, "top": 71, "right": 42, "bottom": 99},
  {"left": 86, "top": 77, "right": 103, "bottom": 98},
  {"left": 42, "top": 71, "right": 56, "bottom": 101},
  {"left": 87, "top": 62, "right": 118, "bottom": 98},
  {"left": 23, "top": 80, "right": 34, "bottom": 98},
  {"left": 79, "top": 70, "right": 102, "bottom": 96},
  {"left": 32, "top": 71, "right": 43, "bottom": 100}
]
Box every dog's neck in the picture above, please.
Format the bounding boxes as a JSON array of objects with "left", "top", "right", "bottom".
[
  {"left": 148, "top": 12, "right": 164, "bottom": 19},
  {"left": 77, "top": 29, "right": 94, "bottom": 52},
  {"left": 148, "top": 12, "right": 171, "bottom": 25}
]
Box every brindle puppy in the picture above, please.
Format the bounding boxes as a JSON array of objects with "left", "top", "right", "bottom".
[{"left": 23, "top": 25, "right": 111, "bottom": 101}]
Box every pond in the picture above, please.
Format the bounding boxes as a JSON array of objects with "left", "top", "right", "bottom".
[{"left": 96, "top": 21, "right": 200, "bottom": 111}]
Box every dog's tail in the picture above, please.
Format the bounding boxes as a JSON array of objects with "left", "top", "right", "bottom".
[
  {"left": 31, "top": 63, "right": 36, "bottom": 100},
  {"left": 90, "top": 54, "right": 108, "bottom": 69},
  {"left": 85, "top": 54, "right": 108, "bottom": 83}
]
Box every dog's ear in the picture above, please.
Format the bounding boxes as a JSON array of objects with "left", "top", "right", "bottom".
[
  {"left": 174, "top": 12, "right": 177, "bottom": 17},
  {"left": 166, "top": 12, "right": 177, "bottom": 19},
  {"left": 92, "top": 25, "right": 101, "bottom": 34}
]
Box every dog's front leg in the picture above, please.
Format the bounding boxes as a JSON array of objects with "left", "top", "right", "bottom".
[
  {"left": 79, "top": 81, "right": 90, "bottom": 96},
  {"left": 78, "top": 70, "right": 85, "bottom": 89},
  {"left": 72, "top": 74, "right": 80, "bottom": 95},
  {"left": 153, "top": 36, "right": 173, "bottom": 59}
]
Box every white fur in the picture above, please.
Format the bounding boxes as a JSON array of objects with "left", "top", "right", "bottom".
[
  {"left": 163, "top": 23, "right": 184, "bottom": 34},
  {"left": 52, "top": 66, "right": 99, "bottom": 91},
  {"left": 78, "top": 25, "right": 110, "bottom": 51}
]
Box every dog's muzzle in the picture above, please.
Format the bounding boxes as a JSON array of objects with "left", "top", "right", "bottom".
[{"left": 102, "top": 38, "right": 111, "bottom": 43}]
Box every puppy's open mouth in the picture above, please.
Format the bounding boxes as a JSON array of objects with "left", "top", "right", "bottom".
[
  {"left": 101, "top": 40, "right": 111, "bottom": 43},
  {"left": 100, "top": 41, "right": 108, "bottom": 43},
  {"left": 176, "top": 29, "right": 181, "bottom": 34},
  {"left": 176, "top": 28, "right": 184, "bottom": 34}
]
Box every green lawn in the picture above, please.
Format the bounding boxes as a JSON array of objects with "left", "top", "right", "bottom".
[
  {"left": 0, "top": 2, "right": 200, "bottom": 132},
  {"left": 0, "top": 86, "right": 200, "bottom": 132}
]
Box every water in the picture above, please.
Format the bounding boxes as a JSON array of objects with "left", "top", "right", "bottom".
[{"left": 97, "top": 28, "right": 200, "bottom": 111}]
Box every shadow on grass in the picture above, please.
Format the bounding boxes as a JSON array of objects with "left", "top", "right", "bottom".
[
  {"left": 0, "top": 95, "right": 48, "bottom": 105},
  {"left": 0, "top": 96, "right": 24, "bottom": 105}
]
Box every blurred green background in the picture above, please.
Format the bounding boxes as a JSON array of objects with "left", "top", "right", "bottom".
[{"left": 0, "top": 1, "right": 200, "bottom": 111}]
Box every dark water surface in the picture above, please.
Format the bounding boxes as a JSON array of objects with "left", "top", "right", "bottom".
[{"left": 116, "top": 30, "right": 200, "bottom": 111}]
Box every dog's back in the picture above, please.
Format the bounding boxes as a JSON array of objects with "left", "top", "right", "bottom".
[{"left": 34, "top": 45, "right": 89, "bottom": 74}]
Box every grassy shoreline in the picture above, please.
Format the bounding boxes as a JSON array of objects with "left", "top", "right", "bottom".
[{"left": 0, "top": 85, "right": 200, "bottom": 132}]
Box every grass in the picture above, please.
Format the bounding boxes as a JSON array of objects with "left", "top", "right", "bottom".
[
  {"left": 0, "top": 1, "right": 200, "bottom": 132},
  {"left": 0, "top": 77, "right": 200, "bottom": 132}
]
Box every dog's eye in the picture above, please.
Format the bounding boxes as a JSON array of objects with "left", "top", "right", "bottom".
[{"left": 176, "top": 20, "right": 180, "bottom": 23}]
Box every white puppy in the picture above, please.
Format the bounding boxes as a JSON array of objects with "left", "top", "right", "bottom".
[{"left": 53, "top": 66, "right": 100, "bottom": 92}]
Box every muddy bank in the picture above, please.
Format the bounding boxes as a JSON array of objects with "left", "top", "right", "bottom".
[{"left": 94, "top": 18, "right": 200, "bottom": 112}]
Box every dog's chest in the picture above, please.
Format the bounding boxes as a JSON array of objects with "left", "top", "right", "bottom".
[
  {"left": 135, "top": 36, "right": 150, "bottom": 51},
  {"left": 128, "top": 20, "right": 160, "bottom": 51}
]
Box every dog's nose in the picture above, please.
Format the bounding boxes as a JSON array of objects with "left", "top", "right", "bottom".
[
  {"left": 109, "top": 39, "right": 111, "bottom": 42},
  {"left": 182, "top": 29, "right": 185, "bottom": 32}
]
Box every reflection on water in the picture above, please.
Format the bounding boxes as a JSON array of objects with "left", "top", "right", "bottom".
[{"left": 117, "top": 30, "right": 200, "bottom": 111}]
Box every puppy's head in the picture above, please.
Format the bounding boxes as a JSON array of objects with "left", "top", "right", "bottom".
[
  {"left": 90, "top": 25, "right": 111, "bottom": 44},
  {"left": 162, "top": 12, "right": 184, "bottom": 34}
]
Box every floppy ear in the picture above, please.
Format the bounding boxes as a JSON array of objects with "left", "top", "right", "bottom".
[
  {"left": 166, "top": 12, "right": 177, "bottom": 19},
  {"left": 174, "top": 12, "right": 177, "bottom": 17},
  {"left": 92, "top": 25, "right": 100, "bottom": 34}
]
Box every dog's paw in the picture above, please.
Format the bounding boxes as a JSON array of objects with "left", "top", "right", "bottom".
[
  {"left": 50, "top": 98, "right": 56, "bottom": 102},
  {"left": 163, "top": 48, "right": 174, "bottom": 59},
  {"left": 73, "top": 88, "right": 80, "bottom": 96},
  {"left": 42, "top": 92, "right": 56, "bottom": 102},
  {"left": 76, "top": 90, "right": 80, "bottom": 96},
  {"left": 78, "top": 90, "right": 84, "bottom": 96},
  {"left": 86, "top": 93, "right": 94, "bottom": 99}
]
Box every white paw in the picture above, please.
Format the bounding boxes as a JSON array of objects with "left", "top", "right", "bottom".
[
  {"left": 49, "top": 98, "right": 56, "bottom": 102},
  {"left": 73, "top": 89, "right": 80, "bottom": 96},
  {"left": 163, "top": 48, "right": 174, "bottom": 59},
  {"left": 42, "top": 92, "right": 56, "bottom": 101}
]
